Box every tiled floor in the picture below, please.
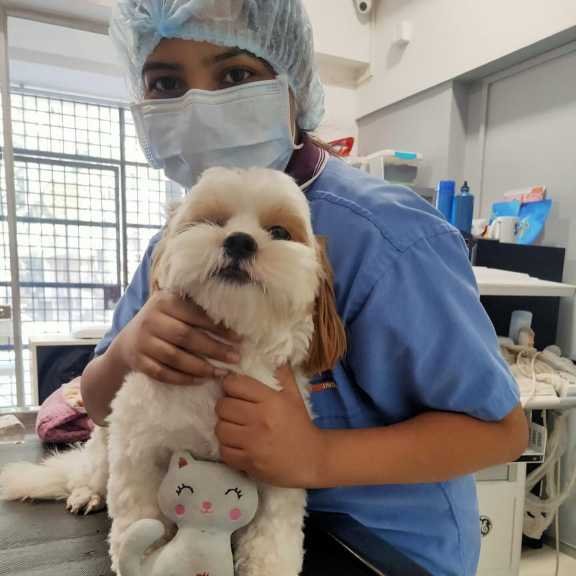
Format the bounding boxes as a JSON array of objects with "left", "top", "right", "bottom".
[{"left": 520, "top": 545, "right": 576, "bottom": 575}]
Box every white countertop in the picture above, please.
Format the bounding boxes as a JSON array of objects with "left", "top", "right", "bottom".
[{"left": 474, "top": 267, "right": 576, "bottom": 297}]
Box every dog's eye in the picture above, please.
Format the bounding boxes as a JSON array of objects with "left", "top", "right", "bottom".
[
  {"left": 199, "top": 217, "right": 227, "bottom": 227},
  {"left": 176, "top": 223, "right": 196, "bottom": 234},
  {"left": 268, "top": 226, "right": 292, "bottom": 241}
]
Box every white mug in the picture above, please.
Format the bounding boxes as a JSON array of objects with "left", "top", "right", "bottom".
[{"left": 489, "top": 216, "right": 520, "bottom": 244}]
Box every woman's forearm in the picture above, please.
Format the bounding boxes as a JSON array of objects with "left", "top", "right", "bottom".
[
  {"left": 315, "top": 405, "right": 528, "bottom": 488},
  {"left": 81, "top": 340, "right": 131, "bottom": 426}
]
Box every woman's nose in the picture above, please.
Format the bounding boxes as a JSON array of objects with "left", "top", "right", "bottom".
[{"left": 202, "top": 500, "right": 213, "bottom": 511}]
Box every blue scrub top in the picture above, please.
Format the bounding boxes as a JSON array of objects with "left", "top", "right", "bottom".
[{"left": 95, "top": 157, "right": 520, "bottom": 576}]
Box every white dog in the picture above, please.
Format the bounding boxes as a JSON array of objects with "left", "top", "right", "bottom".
[{"left": 1, "top": 167, "right": 346, "bottom": 576}]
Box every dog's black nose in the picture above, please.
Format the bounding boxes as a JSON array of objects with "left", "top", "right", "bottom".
[{"left": 224, "top": 233, "right": 258, "bottom": 260}]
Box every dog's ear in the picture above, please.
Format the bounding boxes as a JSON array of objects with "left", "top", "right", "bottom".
[{"left": 303, "top": 237, "right": 347, "bottom": 376}]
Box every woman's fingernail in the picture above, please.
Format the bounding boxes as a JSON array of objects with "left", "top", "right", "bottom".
[
  {"left": 226, "top": 352, "right": 241, "bottom": 364},
  {"left": 215, "top": 368, "right": 229, "bottom": 377}
]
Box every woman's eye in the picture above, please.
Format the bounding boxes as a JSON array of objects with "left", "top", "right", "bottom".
[
  {"left": 147, "top": 76, "right": 186, "bottom": 97},
  {"left": 222, "top": 68, "right": 254, "bottom": 87},
  {"left": 268, "top": 226, "right": 292, "bottom": 241}
]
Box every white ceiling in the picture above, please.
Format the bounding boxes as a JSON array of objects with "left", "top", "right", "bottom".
[
  {"left": 3, "top": 0, "right": 113, "bottom": 30},
  {"left": 8, "top": 16, "right": 127, "bottom": 101}
]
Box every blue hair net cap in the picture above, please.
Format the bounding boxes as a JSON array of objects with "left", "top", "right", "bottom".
[{"left": 110, "top": 0, "right": 326, "bottom": 131}]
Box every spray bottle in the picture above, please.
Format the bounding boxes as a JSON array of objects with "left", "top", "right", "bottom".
[{"left": 451, "top": 181, "right": 474, "bottom": 234}]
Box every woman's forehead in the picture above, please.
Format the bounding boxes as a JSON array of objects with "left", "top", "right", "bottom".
[{"left": 145, "top": 38, "right": 259, "bottom": 67}]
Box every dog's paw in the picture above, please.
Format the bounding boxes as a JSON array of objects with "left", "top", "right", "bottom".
[
  {"left": 66, "top": 487, "right": 105, "bottom": 515},
  {"left": 109, "top": 552, "right": 120, "bottom": 575}
]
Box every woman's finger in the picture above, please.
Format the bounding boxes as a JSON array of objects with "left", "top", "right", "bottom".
[
  {"left": 145, "top": 337, "right": 226, "bottom": 379},
  {"left": 216, "top": 397, "right": 256, "bottom": 425},
  {"left": 220, "top": 446, "right": 249, "bottom": 472},
  {"left": 137, "top": 356, "right": 200, "bottom": 386},
  {"left": 150, "top": 315, "right": 241, "bottom": 365},
  {"left": 215, "top": 421, "right": 249, "bottom": 449},
  {"left": 155, "top": 292, "right": 240, "bottom": 342}
]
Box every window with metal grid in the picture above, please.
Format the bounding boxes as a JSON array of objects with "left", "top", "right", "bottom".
[{"left": 0, "top": 91, "right": 183, "bottom": 408}]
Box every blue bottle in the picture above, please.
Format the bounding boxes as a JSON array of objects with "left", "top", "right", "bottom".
[
  {"left": 435, "top": 180, "right": 455, "bottom": 222},
  {"left": 451, "top": 181, "right": 474, "bottom": 234}
]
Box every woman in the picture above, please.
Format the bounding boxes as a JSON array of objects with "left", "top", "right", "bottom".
[{"left": 82, "top": 1, "right": 528, "bottom": 574}]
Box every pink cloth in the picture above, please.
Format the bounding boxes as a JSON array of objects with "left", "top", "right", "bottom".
[{"left": 36, "top": 378, "right": 95, "bottom": 444}]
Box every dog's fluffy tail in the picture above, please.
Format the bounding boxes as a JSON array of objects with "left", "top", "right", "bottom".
[
  {"left": 119, "top": 519, "right": 165, "bottom": 576},
  {"left": 0, "top": 445, "right": 90, "bottom": 501},
  {"left": 0, "top": 426, "right": 108, "bottom": 505}
]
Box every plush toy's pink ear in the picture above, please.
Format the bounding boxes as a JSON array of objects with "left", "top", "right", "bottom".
[{"left": 170, "top": 451, "right": 195, "bottom": 471}]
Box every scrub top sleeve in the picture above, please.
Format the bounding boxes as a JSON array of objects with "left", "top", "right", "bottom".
[
  {"left": 93, "top": 233, "right": 160, "bottom": 357},
  {"left": 347, "top": 230, "right": 520, "bottom": 423}
]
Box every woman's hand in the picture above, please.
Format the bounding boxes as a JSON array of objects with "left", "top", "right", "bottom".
[
  {"left": 215, "top": 366, "right": 326, "bottom": 488},
  {"left": 111, "top": 291, "right": 241, "bottom": 386}
]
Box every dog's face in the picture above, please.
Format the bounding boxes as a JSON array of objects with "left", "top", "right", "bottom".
[{"left": 152, "top": 167, "right": 345, "bottom": 374}]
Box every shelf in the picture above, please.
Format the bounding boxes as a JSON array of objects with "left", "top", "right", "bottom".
[
  {"left": 523, "top": 396, "right": 576, "bottom": 410},
  {"left": 316, "top": 53, "right": 370, "bottom": 88},
  {"left": 474, "top": 267, "right": 576, "bottom": 298},
  {"left": 28, "top": 335, "right": 102, "bottom": 347}
]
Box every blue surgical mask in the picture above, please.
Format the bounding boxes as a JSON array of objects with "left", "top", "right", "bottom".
[{"left": 131, "top": 75, "right": 299, "bottom": 189}]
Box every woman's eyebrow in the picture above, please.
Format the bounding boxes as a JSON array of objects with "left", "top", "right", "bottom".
[
  {"left": 142, "top": 62, "right": 184, "bottom": 77},
  {"left": 208, "top": 48, "right": 276, "bottom": 75},
  {"left": 205, "top": 48, "right": 250, "bottom": 65}
]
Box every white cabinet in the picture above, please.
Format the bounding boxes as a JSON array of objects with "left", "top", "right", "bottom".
[{"left": 476, "top": 464, "right": 526, "bottom": 576}]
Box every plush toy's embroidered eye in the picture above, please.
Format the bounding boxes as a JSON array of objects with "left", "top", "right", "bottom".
[
  {"left": 268, "top": 226, "right": 292, "bottom": 241},
  {"left": 176, "top": 483, "right": 194, "bottom": 496},
  {"left": 225, "top": 487, "right": 243, "bottom": 499}
]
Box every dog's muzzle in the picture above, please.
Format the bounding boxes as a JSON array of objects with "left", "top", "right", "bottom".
[
  {"left": 217, "top": 232, "right": 257, "bottom": 285},
  {"left": 224, "top": 232, "right": 258, "bottom": 261}
]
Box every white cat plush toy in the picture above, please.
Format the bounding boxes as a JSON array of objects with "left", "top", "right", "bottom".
[{"left": 119, "top": 451, "right": 259, "bottom": 576}]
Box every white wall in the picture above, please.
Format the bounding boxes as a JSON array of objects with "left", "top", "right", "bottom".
[
  {"left": 316, "top": 84, "right": 358, "bottom": 147},
  {"left": 359, "top": 82, "right": 457, "bottom": 185},
  {"left": 359, "top": 0, "right": 576, "bottom": 117},
  {"left": 302, "top": 0, "right": 371, "bottom": 66}
]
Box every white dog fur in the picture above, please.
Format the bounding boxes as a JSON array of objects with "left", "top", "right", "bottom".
[{"left": 0, "top": 167, "right": 346, "bottom": 576}]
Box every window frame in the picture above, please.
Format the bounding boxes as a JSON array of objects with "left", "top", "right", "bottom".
[{"left": 0, "top": 11, "right": 179, "bottom": 409}]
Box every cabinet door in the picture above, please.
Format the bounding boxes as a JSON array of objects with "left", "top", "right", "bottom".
[{"left": 476, "top": 466, "right": 525, "bottom": 576}]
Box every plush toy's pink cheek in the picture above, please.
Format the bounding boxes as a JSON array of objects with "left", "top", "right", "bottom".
[
  {"left": 229, "top": 508, "right": 242, "bottom": 521},
  {"left": 175, "top": 504, "right": 186, "bottom": 517}
]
